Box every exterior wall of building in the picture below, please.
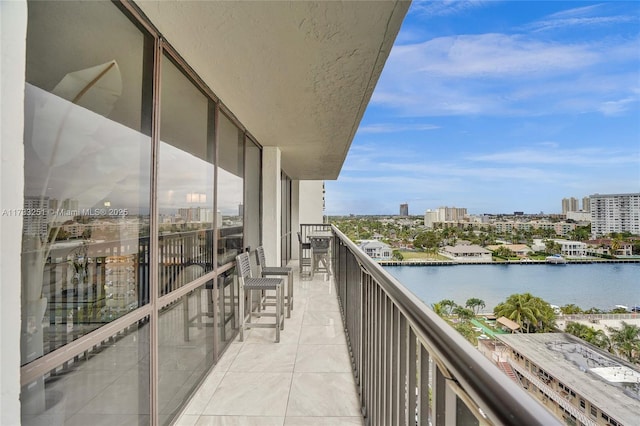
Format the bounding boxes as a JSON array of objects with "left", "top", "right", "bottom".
[
  {"left": 262, "top": 147, "right": 282, "bottom": 264},
  {"left": 590, "top": 193, "right": 640, "bottom": 238},
  {"left": 298, "top": 180, "right": 325, "bottom": 225},
  {"left": 424, "top": 210, "right": 440, "bottom": 228},
  {"left": 0, "top": 1, "right": 27, "bottom": 423}
]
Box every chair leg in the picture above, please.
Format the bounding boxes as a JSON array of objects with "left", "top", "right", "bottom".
[
  {"left": 239, "top": 288, "right": 245, "bottom": 342},
  {"left": 288, "top": 271, "right": 293, "bottom": 314},
  {"left": 275, "top": 284, "right": 281, "bottom": 342}
]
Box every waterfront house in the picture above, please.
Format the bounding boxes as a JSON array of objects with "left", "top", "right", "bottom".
[
  {"left": 358, "top": 239, "right": 393, "bottom": 261},
  {"left": 440, "top": 244, "right": 493, "bottom": 262}
]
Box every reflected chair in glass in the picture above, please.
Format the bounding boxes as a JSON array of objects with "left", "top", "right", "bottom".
[
  {"left": 255, "top": 246, "right": 293, "bottom": 317},
  {"left": 297, "top": 232, "right": 312, "bottom": 280},
  {"left": 236, "top": 252, "right": 284, "bottom": 342},
  {"left": 310, "top": 236, "right": 331, "bottom": 278}
]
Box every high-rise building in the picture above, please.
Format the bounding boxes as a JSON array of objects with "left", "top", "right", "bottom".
[
  {"left": 582, "top": 196, "right": 591, "bottom": 212},
  {"left": 399, "top": 203, "right": 408, "bottom": 216},
  {"left": 590, "top": 193, "right": 640, "bottom": 238},
  {"left": 424, "top": 209, "right": 441, "bottom": 228},
  {"left": 561, "top": 197, "right": 579, "bottom": 214},
  {"left": 22, "top": 196, "right": 49, "bottom": 239}
]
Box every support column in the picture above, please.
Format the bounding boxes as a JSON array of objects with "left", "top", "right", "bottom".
[
  {"left": 0, "top": 1, "right": 27, "bottom": 423},
  {"left": 262, "top": 147, "right": 281, "bottom": 264}
]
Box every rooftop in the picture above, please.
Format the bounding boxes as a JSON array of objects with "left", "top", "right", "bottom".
[{"left": 497, "top": 333, "right": 640, "bottom": 424}]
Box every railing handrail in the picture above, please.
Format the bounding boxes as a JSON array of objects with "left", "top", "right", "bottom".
[{"left": 331, "top": 224, "right": 560, "bottom": 425}]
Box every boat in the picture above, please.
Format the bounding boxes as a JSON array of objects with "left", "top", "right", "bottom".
[{"left": 546, "top": 254, "right": 567, "bottom": 264}]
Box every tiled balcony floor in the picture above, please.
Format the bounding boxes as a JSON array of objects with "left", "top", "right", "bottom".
[{"left": 175, "top": 265, "right": 364, "bottom": 426}]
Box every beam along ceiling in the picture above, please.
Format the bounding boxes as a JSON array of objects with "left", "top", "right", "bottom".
[{"left": 136, "top": 0, "right": 409, "bottom": 180}]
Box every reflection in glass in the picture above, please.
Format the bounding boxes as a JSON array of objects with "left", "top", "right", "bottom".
[
  {"left": 244, "top": 138, "right": 261, "bottom": 253},
  {"left": 217, "top": 113, "right": 244, "bottom": 265},
  {"left": 158, "top": 55, "right": 214, "bottom": 295},
  {"left": 22, "top": 0, "right": 152, "bottom": 364},
  {"left": 217, "top": 268, "right": 239, "bottom": 347},
  {"left": 21, "top": 318, "right": 151, "bottom": 425},
  {"left": 158, "top": 281, "right": 216, "bottom": 425}
]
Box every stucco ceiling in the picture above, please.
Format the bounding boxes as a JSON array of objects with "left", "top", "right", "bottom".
[{"left": 136, "top": 1, "right": 409, "bottom": 180}]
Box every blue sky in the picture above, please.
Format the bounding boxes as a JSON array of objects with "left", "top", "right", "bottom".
[{"left": 324, "top": 1, "right": 640, "bottom": 216}]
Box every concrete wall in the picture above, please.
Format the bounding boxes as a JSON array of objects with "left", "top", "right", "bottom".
[
  {"left": 0, "top": 0, "right": 27, "bottom": 423},
  {"left": 262, "top": 147, "right": 281, "bottom": 264},
  {"left": 298, "top": 180, "right": 325, "bottom": 224}
]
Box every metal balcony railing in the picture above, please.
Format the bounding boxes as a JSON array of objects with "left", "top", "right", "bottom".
[{"left": 321, "top": 224, "right": 560, "bottom": 426}]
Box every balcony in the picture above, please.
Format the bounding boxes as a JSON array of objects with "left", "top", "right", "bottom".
[{"left": 176, "top": 225, "right": 560, "bottom": 425}]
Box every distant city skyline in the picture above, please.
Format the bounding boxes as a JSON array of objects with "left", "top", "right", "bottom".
[{"left": 325, "top": 1, "right": 640, "bottom": 215}]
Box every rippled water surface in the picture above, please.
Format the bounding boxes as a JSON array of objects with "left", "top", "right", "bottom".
[{"left": 384, "top": 263, "right": 640, "bottom": 311}]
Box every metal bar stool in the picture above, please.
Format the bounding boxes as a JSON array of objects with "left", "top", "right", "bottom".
[
  {"left": 256, "top": 246, "right": 293, "bottom": 317},
  {"left": 236, "top": 252, "right": 284, "bottom": 342}
]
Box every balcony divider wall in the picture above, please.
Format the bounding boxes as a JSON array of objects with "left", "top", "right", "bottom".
[{"left": 19, "top": 1, "right": 261, "bottom": 424}]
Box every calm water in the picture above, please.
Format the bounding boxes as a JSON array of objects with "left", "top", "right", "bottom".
[{"left": 384, "top": 263, "right": 640, "bottom": 312}]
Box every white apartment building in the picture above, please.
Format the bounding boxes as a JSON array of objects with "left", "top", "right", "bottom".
[{"left": 590, "top": 193, "right": 640, "bottom": 238}]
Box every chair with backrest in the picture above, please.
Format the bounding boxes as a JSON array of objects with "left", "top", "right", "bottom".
[
  {"left": 236, "top": 252, "right": 284, "bottom": 342},
  {"left": 255, "top": 246, "right": 293, "bottom": 317},
  {"left": 297, "top": 232, "right": 312, "bottom": 280},
  {"left": 309, "top": 235, "right": 331, "bottom": 278}
]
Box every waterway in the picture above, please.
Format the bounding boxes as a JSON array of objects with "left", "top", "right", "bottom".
[{"left": 384, "top": 263, "right": 640, "bottom": 312}]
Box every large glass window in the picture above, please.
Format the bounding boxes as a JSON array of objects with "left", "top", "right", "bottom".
[
  {"left": 22, "top": 0, "right": 152, "bottom": 363},
  {"left": 217, "top": 113, "right": 244, "bottom": 265},
  {"left": 158, "top": 55, "right": 214, "bottom": 295},
  {"left": 244, "top": 138, "right": 261, "bottom": 252},
  {"left": 158, "top": 282, "right": 215, "bottom": 425},
  {"left": 21, "top": 319, "right": 151, "bottom": 425}
]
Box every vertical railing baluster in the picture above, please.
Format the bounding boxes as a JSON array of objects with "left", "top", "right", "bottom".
[
  {"left": 395, "top": 307, "right": 404, "bottom": 425},
  {"left": 419, "top": 345, "right": 430, "bottom": 425},
  {"left": 408, "top": 328, "right": 417, "bottom": 426}
]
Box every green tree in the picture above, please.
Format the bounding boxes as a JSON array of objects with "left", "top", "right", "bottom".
[
  {"left": 453, "top": 306, "right": 475, "bottom": 322},
  {"left": 465, "top": 298, "right": 486, "bottom": 315},
  {"left": 560, "top": 304, "right": 583, "bottom": 315},
  {"left": 494, "top": 293, "right": 556, "bottom": 333},
  {"left": 431, "top": 302, "right": 446, "bottom": 317},
  {"left": 608, "top": 321, "right": 640, "bottom": 363},
  {"left": 437, "top": 299, "right": 457, "bottom": 316},
  {"left": 454, "top": 322, "right": 477, "bottom": 344}
]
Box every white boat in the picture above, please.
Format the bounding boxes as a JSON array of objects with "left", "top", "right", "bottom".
[{"left": 546, "top": 254, "right": 566, "bottom": 264}]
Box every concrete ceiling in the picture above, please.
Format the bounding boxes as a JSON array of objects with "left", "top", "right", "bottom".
[{"left": 136, "top": 1, "right": 409, "bottom": 180}]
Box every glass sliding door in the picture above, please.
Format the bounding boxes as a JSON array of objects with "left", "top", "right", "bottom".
[
  {"left": 216, "top": 113, "right": 244, "bottom": 265},
  {"left": 157, "top": 54, "right": 214, "bottom": 296},
  {"left": 21, "top": 1, "right": 261, "bottom": 424},
  {"left": 157, "top": 53, "right": 216, "bottom": 425},
  {"left": 22, "top": 1, "right": 153, "bottom": 422},
  {"left": 244, "top": 137, "right": 261, "bottom": 254}
]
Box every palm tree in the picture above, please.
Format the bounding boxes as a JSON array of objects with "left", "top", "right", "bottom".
[
  {"left": 494, "top": 293, "right": 556, "bottom": 333},
  {"left": 465, "top": 298, "right": 486, "bottom": 315},
  {"left": 453, "top": 306, "right": 475, "bottom": 322},
  {"left": 431, "top": 302, "right": 446, "bottom": 317},
  {"left": 438, "top": 299, "right": 457, "bottom": 316},
  {"left": 494, "top": 293, "right": 539, "bottom": 333},
  {"left": 608, "top": 321, "right": 640, "bottom": 363}
]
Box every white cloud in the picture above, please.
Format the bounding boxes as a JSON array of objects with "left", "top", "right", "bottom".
[
  {"left": 524, "top": 4, "right": 636, "bottom": 32},
  {"left": 467, "top": 147, "right": 638, "bottom": 166},
  {"left": 372, "top": 32, "right": 639, "bottom": 117},
  {"left": 411, "top": 0, "right": 494, "bottom": 18},
  {"left": 358, "top": 123, "right": 440, "bottom": 133}
]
